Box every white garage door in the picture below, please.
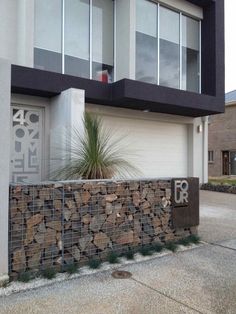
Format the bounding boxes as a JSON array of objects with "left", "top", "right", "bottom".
[{"left": 100, "top": 113, "right": 188, "bottom": 178}]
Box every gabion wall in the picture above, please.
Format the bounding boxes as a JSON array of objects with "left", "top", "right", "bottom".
[{"left": 9, "top": 180, "right": 197, "bottom": 277}]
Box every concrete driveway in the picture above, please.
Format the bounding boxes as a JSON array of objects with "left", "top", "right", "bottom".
[{"left": 0, "top": 190, "right": 236, "bottom": 314}]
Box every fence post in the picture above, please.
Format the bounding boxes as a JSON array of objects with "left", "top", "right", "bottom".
[{"left": 0, "top": 58, "right": 11, "bottom": 285}]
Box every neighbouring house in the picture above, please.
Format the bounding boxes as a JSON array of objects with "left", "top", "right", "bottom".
[
  {"left": 208, "top": 91, "right": 236, "bottom": 177},
  {"left": 0, "top": 0, "right": 224, "bottom": 282}
]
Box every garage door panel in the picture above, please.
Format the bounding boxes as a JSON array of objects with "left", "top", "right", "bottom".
[{"left": 99, "top": 114, "right": 188, "bottom": 178}]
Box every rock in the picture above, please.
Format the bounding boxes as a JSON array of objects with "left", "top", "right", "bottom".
[
  {"left": 54, "top": 199, "right": 62, "bottom": 210},
  {"left": 106, "top": 213, "right": 116, "bottom": 224},
  {"left": 90, "top": 214, "right": 106, "bottom": 232},
  {"left": 64, "top": 209, "right": 72, "bottom": 221},
  {"left": 161, "top": 213, "right": 170, "bottom": 226},
  {"left": 70, "top": 246, "right": 81, "bottom": 262},
  {"left": 115, "top": 230, "right": 134, "bottom": 245},
  {"left": 128, "top": 214, "right": 133, "bottom": 221},
  {"left": 39, "top": 188, "right": 51, "bottom": 201},
  {"left": 94, "top": 232, "right": 110, "bottom": 250},
  {"left": 79, "top": 235, "right": 93, "bottom": 251},
  {"left": 28, "top": 251, "right": 41, "bottom": 269},
  {"left": 71, "top": 211, "right": 80, "bottom": 221},
  {"left": 27, "top": 214, "right": 44, "bottom": 229},
  {"left": 35, "top": 228, "right": 56, "bottom": 247},
  {"left": 74, "top": 191, "right": 82, "bottom": 206},
  {"left": 105, "top": 194, "right": 117, "bottom": 203},
  {"left": 147, "top": 190, "right": 155, "bottom": 205},
  {"left": 105, "top": 202, "right": 113, "bottom": 214},
  {"left": 65, "top": 199, "right": 75, "bottom": 209},
  {"left": 132, "top": 191, "right": 140, "bottom": 207},
  {"left": 46, "top": 221, "right": 62, "bottom": 231},
  {"left": 82, "top": 214, "right": 91, "bottom": 224},
  {"left": 134, "top": 220, "right": 141, "bottom": 233},
  {"left": 12, "top": 248, "right": 26, "bottom": 272},
  {"left": 129, "top": 182, "right": 139, "bottom": 191},
  {"left": 24, "top": 226, "right": 37, "bottom": 245},
  {"left": 128, "top": 203, "right": 136, "bottom": 214},
  {"left": 116, "top": 184, "right": 125, "bottom": 196},
  {"left": 82, "top": 191, "right": 91, "bottom": 204},
  {"left": 38, "top": 222, "right": 47, "bottom": 233},
  {"left": 152, "top": 217, "right": 162, "bottom": 228},
  {"left": 143, "top": 224, "right": 154, "bottom": 237},
  {"left": 58, "top": 240, "right": 63, "bottom": 251}
]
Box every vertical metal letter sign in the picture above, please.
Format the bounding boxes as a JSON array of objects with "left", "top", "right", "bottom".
[{"left": 174, "top": 180, "right": 189, "bottom": 205}]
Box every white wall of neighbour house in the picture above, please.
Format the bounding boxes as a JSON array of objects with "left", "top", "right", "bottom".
[
  {"left": 0, "top": 0, "right": 34, "bottom": 67},
  {"left": 0, "top": 59, "right": 11, "bottom": 285}
]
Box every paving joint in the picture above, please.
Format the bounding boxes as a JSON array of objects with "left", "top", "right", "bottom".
[
  {"left": 130, "top": 277, "right": 205, "bottom": 314},
  {"left": 208, "top": 242, "right": 236, "bottom": 252}
]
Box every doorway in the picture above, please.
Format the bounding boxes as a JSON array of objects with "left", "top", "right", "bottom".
[
  {"left": 11, "top": 105, "right": 44, "bottom": 183},
  {"left": 222, "top": 151, "right": 236, "bottom": 176}
]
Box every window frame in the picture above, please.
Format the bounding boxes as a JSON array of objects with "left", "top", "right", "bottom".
[
  {"left": 208, "top": 151, "right": 214, "bottom": 163},
  {"left": 34, "top": 0, "right": 115, "bottom": 82},
  {"left": 135, "top": 0, "right": 201, "bottom": 93}
]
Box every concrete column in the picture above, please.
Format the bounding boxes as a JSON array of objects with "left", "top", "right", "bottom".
[
  {"left": 17, "top": 0, "right": 34, "bottom": 67},
  {"left": 49, "top": 88, "right": 85, "bottom": 176},
  {"left": 115, "top": 0, "right": 136, "bottom": 81},
  {"left": 188, "top": 118, "right": 204, "bottom": 183},
  {"left": 0, "top": 58, "right": 11, "bottom": 286},
  {"left": 202, "top": 116, "right": 209, "bottom": 183}
]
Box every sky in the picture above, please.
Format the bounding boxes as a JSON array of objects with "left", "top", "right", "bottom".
[{"left": 225, "top": 0, "right": 236, "bottom": 93}]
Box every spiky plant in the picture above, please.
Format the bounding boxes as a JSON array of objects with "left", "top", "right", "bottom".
[{"left": 52, "top": 112, "right": 140, "bottom": 180}]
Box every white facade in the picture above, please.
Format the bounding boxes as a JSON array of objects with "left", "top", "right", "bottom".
[{"left": 0, "top": 0, "right": 208, "bottom": 283}]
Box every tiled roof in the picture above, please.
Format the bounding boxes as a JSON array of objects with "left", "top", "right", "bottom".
[{"left": 225, "top": 90, "right": 236, "bottom": 104}]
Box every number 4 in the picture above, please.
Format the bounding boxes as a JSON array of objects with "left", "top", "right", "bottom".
[{"left": 13, "top": 110, "right": 25, "bottom": 125}]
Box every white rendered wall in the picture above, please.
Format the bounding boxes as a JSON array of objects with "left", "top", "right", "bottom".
[
  {"left": 50, "top": 89, "right": 85, "bottom": 176},
  {"left": 86, "top": 103, "right": 206, "bottom": 183},
  {"left": 0, "top": 59, "right": 11, "bottom": 284},
  {"left": 0, "top": 0, "right": 34, "bottom": 67}
]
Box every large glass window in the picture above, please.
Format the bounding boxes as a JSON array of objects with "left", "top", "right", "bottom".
[
  {"left": 159, "top": 6, "right": 180, "bottom": 89},
  {"left": 135, "top": 0, "right": 201, "bottom": 93},
  {"left": 92, "top": 0, "right": 114, "bottom": 82},
  {"left": 34, "top": 0, "right": 62, "bottom": 73},
  {"left": 34, "top": 0, "right": 114, "bottom": 82},
  {"left": 65, "top": 0, "right": 90, "bottom": 78},
  {"left": 135, "top": 0, "right": 158, "bottom": 84},
  {"left": 182, "top": 15, "right": 200, "bottom": 92}
]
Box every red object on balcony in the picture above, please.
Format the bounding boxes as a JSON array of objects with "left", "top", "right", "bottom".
[{"left": 97, "top": 70, "right": 108, "bottom": 83}]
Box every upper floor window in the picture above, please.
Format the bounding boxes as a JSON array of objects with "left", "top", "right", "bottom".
[
  {"left": 34, "top": 0, "right": 114, "bottom": 82},
  {"left": 136, "top": 0, "right": 201, "bottom": 93}
]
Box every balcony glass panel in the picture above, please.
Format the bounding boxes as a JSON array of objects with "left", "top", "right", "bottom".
[
  {"left": 34, "top": 0, "right": 62, "bottom": 73},
  {"left": 65, "top": 0, "right": 90, "bottom": 78},
  {"left": 92, "top": 0, "right": 114, "bottom": 83},
  {"left": 159, "top": 6, "right": 180, "bottom": 89},
  {"left": 135, "top": 0, "right": 157, "bottom": 84},
  {"left": 182, "top": 15, "right": 200, "bottom": 92}
]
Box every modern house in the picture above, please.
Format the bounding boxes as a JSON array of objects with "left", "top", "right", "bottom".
[
  {"left": 0, "top": 0, "right": 225, "bottom": 287},
  {"left": 0, "top": 0, "right": 224, "bottom": 186},
  {"left": 208, "top": 91, "right": 236, "bottom": 177}
]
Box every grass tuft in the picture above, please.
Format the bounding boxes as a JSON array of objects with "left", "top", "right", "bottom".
[
  {"left": 107, "top": 252, "right": 120, "bottom": 264},
  {"left": 125, "top": 250, "right": 135, "bottom": 260},
  {"left": 139, "top": 246, "right": 153, "bottom": 256},
  {"left": 17, "top": 271, "right": 32, "bottom": 283},
  {"left": 177, "top": 237, "right": 192, "bottom": 246},
  {"left": 65, "top": 263, "right": 79, "bottom": 275},
  {"left": 152, "top": 243, "right": 164, "bottom": 253},
  {"left": 88, "top": 258, "right": 101, "bottom": 269},
  {"left": 188, "top": 234, "right": 200, "bottom": 244},
  {"left": 165, "top": 241, "right": 178, "bottom": 252},
  {"left": 41, "top": 268, "right": 57, "bottom": 280}
]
